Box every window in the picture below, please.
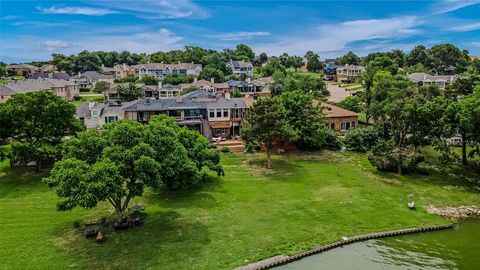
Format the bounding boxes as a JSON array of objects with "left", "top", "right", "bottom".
[
  {"left": 209, "top": 109, "right": 215, "bottom": 118},
  {"left": 330, "top": 123, "right": 335, "bottom": 130},
  {"left": 223, "top": 109, "right": 229, "bottom": 118},
  {"left": 216, "top": 109, "right": 222, "bottom": 117},
  {"left": 341, "top": 122, "right": 351, "bottom": 131},
  {"left": 351, "top": 121, "right": 356, "bottom": 129},
  {"left": 105, "top": 116, "right": 118, "bottom": 123},
  {"left": 234, "top": 109, "right": 241, "bottom": 118},
  {"left": 91, "top": 109, "right": 99, "bottom": 117}
]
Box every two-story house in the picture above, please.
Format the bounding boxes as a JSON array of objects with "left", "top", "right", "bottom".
[
  {"left": 323, "top": 103, "right": 359, "bottom": 133},
  {"left": 76, "top": 100, "right": 138, "bottom": 129},
  {"left": 122, "top": 90, "right": 252, "bottom": 140},
  {"left": 179, "top": 78, "right": 229, "bottom": 94},
  {"left": 105, "top": 82, "right": 182, "bottom": 101},
  {"left": 336, "top": 65, "right": 365, "bottom": 83},
  {"left": 113, "top": 63, "right": 139, "bottom": 78},
  {"left": 6, "top": 64, "right": 40, "bottom": 77},
  {"left": 138, "top": 63, "right": 202, "bottom": 80},
  {"left": 0, "top": 78, "right": 79, "bottom": 102},
  {"left": 226, "top": 60, "right": 253, "bottom": 77},
  {"left": 227, "top": 77, "right": 273, "bottom": 97},
  {"left": 70, "top": 71, "right": 115, "bottom": 89}
]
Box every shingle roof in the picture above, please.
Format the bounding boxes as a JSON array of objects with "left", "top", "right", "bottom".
[
  {"left": 73, "top": 71, "right": 114, "bottom": 79},
  {"left": 407, "top": 73, "right": 456, "bottom": 82},
  {"left": 138, "top": 63, "right": 202, "bottom": 70},
  {"left": 30, "top": 72, "right": 70, "bottom": 80},
  {"left": 0, "top": 78, "right": 75, "bottom": 96},
  {"left": 227, "top": 60, "right": 253, "bottom": 68},
  {"left": 322, "top": 103, "right": 359, "bottom": 118},
  {"left": 123, "top": 90, "right": 248, "bottom": 112},
  {"left": 7, "top": 64, "right": 38, "bottom": 70}
]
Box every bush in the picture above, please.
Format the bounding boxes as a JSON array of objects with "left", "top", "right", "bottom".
[
  {"left": 245, "top": 141, "right": 260, "bottom": 153},
  {"left": 344, "top": 126, "right": 380, "bottom": 152},
  {"left": 319, "top": 129, "right": 343, "bottom": 150},
  {"left": 73, "top": 95, "right": 81, "bottom": 101},
  {"left": 367, "top": 140, "right": 424, "bottom": 174},
  {"left": 220, "top": 146, "right": 230, "bottom": 153},
  {"left": 79, "top": 88, "right": 90, "bottom": 92}
]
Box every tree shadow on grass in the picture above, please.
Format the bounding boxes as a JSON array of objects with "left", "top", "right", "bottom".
[
  {"left": 244, "top": 155, "right": 305, "bottom": 181},
  {"left": 54, "top": 210, "right": 211, "bottom": 269},
  {"left": 0, "top": 166, "right": 49, "bottom": 198}
]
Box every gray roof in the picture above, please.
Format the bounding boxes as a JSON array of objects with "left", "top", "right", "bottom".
[
  {"left": 76, "top": 100, "right": 137, "bottom": 118},
  {"left": 138, "top": 63, "right": 202, "bottom": 70},
  {"left": 0, "top": 78, "right": 74, "bottom": 96},
  {"left": 73, "top": 71, "right": 113, "bottom": 79},
  {"left": 407, "top": 73, "right": 456, "bottom": 82},
  {"left": 7, "top": 64, "right": 38, "bottom": 70},
  {"left": 123, "top": 90, "right": 248, "bottom": 112},
  {"left": 227, "top": 60, "right": 253, "bottom": 68},
  {"left": 30, "top": 72, "right": 70, "bottom": 80}
]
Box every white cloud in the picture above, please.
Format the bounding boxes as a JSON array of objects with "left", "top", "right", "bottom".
[
  {"left": 91, "top": 0, "right": 209, "bottom": 19},
  {"left": 211, "top": 31, "right": 270, "bottom": 41},
  {"left": 75, "top": 28, "right": 184, "bottom": 53},
  {"left": 448, "top": 22, "right": 480, "bottom": 32},
  {"left": 433, "top": 0, "right": 480, "bottom": 14},
  {"left": 254, "top": 16, "right": 420, "bottom": 56},
  {"left": 37, "top": 6, "right": 118, "bottom": 16},
  {"left": 43, "top": 40, "right": 74, "bottom": 51}
]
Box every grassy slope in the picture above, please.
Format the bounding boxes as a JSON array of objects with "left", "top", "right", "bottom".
[{"left": 1, "top": 151, "right": 479, "bottom": 269}]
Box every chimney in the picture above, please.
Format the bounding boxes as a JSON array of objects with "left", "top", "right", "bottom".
[
  {"left": 211, "top": 77, "right": 215, "bottom": 83},
  {"left": 194, "top": 77, "right": 198, "bottom": 84},
  {"left": 144, "top": 98, "right": 151, "bottom": 105},
  {"left": 225, "top": 92, "right": 231, "bottom": 100},
  {"left": 158, "top": 81, "right": 162, "bottom": 89},
  {"left": 123, "top": 63, "right": 127, "bottom": 68},
  {"left": 88, "top": 101, "right": 95, "bottom": 109},
  {"left": 246, "top": 77, "right": 251, "bottom": 83},
  {"left": 176, "top": 96, "right": 182, "bottom": 103}
]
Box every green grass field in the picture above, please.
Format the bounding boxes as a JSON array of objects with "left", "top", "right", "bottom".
[{"left": 1, "top": 151, "right": 479, "bottom": 269}]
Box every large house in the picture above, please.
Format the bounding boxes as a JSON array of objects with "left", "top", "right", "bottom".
[
  {"left": 180, "top": 78, "right": 230, "bottom": 94},
  {"left": 105, "top": 82, "right": 182, "bottom": 101},
  {"left": 114, "top": 63, "right": 139, "bottom": 78},
  {"left": 226, "top": 60, "right": 254, "bottom": 77},
  {"left": 138, "top": 63, "right": 202, "bottom": 80},
  {"left": 30, "top": 72, "right": 70, "bottom": 80},
  {"left": 6, "top": 64, "right": 39, "bottom": 77},
  {"left": 122, "top": 90, "right": 252, "bottom": 140},
  {"left": 407, "top": 73, "right": 456, "bottom": 89},
  {"left": 227, "top": 77, "right": 273, "bottom": 97},
  {"left": 70, "top": 71, "right": 115, "bottom": 89},
  {"left": 336, "top": 65, "right": 365, "bottom": 83},
  {"left": 323, "top": 103, "right": 359, "bottom": 133},
  {"left": 0, "top": 78, "right": 79, "bottom": 102}
]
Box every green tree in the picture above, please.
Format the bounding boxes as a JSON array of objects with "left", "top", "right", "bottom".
[
  {"left": 92, "top": 81, "right": 110, "bottom": 94},
  {"left": 304, "top": 51, "right": 324, "bottom": 72},
  {"left": 162, "top": 73, "right": 192, "bottom": 85},
  {"left": 199, "top": 67, "right": 225, "bottom": 82},
  {"left": 259, "top": 52, "right": 268, "bottom": 64},
  {"left": 117, "top": 83, "right": 142, "bottom": 101},
  {"left": 279, "top": 91, "right": 326, "bottom": 149},
  {"left": 241, "top": 97, "right": 297, "bottom": 168},
  {"left": 74, "top": 51, "right": 102, "bottom": 73},
  {"left": 234, "top": 44, "right": 255, "bottom": 62},
  {"left": 428, "top": 44, "right": 469, "bottom": 75},
  {"left": 336, "top": 51, "right": 362, "bottom": 65},
  {"left": 0, "top": 65, "right": 7, "bottom": 76},
  {"left": 140, "top": 75, "right": 159, "bottom": 85},
  {"left": 337, "top": 96, "right": 363, "bottom": 113},
  {"left": 406, "top": 45, "right": 431, "bottom": 67},
  {"left": 1, "top": 91, "right": 81, "bottom": 171}
]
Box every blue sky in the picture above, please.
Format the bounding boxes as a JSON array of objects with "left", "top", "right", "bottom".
[{"left": 1, "top": 0, "right": 479, "bottom": 63}]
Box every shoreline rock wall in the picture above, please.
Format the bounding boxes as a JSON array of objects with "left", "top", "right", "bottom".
[{"left": 426, "top": 205, "right": 480, "bottom": 218}]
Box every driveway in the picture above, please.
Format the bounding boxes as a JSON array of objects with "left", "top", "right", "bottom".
[{"left": 326, "top": 83, "right": 351, "bottom": 103}]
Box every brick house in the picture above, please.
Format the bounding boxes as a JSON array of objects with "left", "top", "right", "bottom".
[{"left": 322, "top": 103, "right": 359, "bottom": 133}]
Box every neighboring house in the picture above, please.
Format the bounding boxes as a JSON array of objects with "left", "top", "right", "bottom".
[
  {"left": 226, "top": 60, "right": 253, "bottom": 77},
  {"left": 138, "top": 62, "right": 202, "bottom": 80},
  {"left": 336, "top": 65, "right": 365, "bottom": 83},
  {"left": 114, "top": 63, "right": 139, "bottom": 78},
  {"left": 123, "top": 90, "right": 252, "bottom": 140},
  {"left": 39, "top": 64, "right": 57, "bottom": 73},
  {"left": 100, "top": 64, "right": 116, "bottom": 76},
  {"left": 323, "top": 103, "right": 359, "bottom": 133},
  {"left": 76, "top": 100, "right": 137, "bottom": 129},
  {"left": 470, "top": 56, "right": 478, "bottom": 61},
  {"left": 227, "top": 77, "right": 273, "bottom": 97},
  {"left": 30, "top": 72, "right": 70, "bottom": 80},
  {"left": 70, "top": 71, "right": 115, "bottom": 89},
  {"left": 324, "top": 63, "right": 338, "bottom": 81},
  {"left": 180, "top": 78, "right": 229, "bottom": 94},
  {"left": 105, "top": 82, "right": 182, "bottom": 100},
  {"left": 407, "top": 73, "right": 456, "bottom": 89},
  {"left": 6, "top": 64, "right": 39, "bottom": 77},
  {"left": 0, "top": 78, "right": 79, "bottom": 102}
]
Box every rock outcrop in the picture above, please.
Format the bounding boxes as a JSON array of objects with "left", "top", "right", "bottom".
[{"left": 426, "top": 205, "right": 480, "bottom": 218}]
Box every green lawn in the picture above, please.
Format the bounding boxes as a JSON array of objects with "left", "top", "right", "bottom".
[{"left": 1, "top": 151, "right": 479, "bottom": 269}]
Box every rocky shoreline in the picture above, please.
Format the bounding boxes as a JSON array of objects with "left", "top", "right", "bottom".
[{"left": 426, "top": 205, "right": 480, "bottom": 218}]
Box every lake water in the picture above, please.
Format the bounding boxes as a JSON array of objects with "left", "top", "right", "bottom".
[{"left": 274, "top": 219, "right": 480, "bottom": 270}]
